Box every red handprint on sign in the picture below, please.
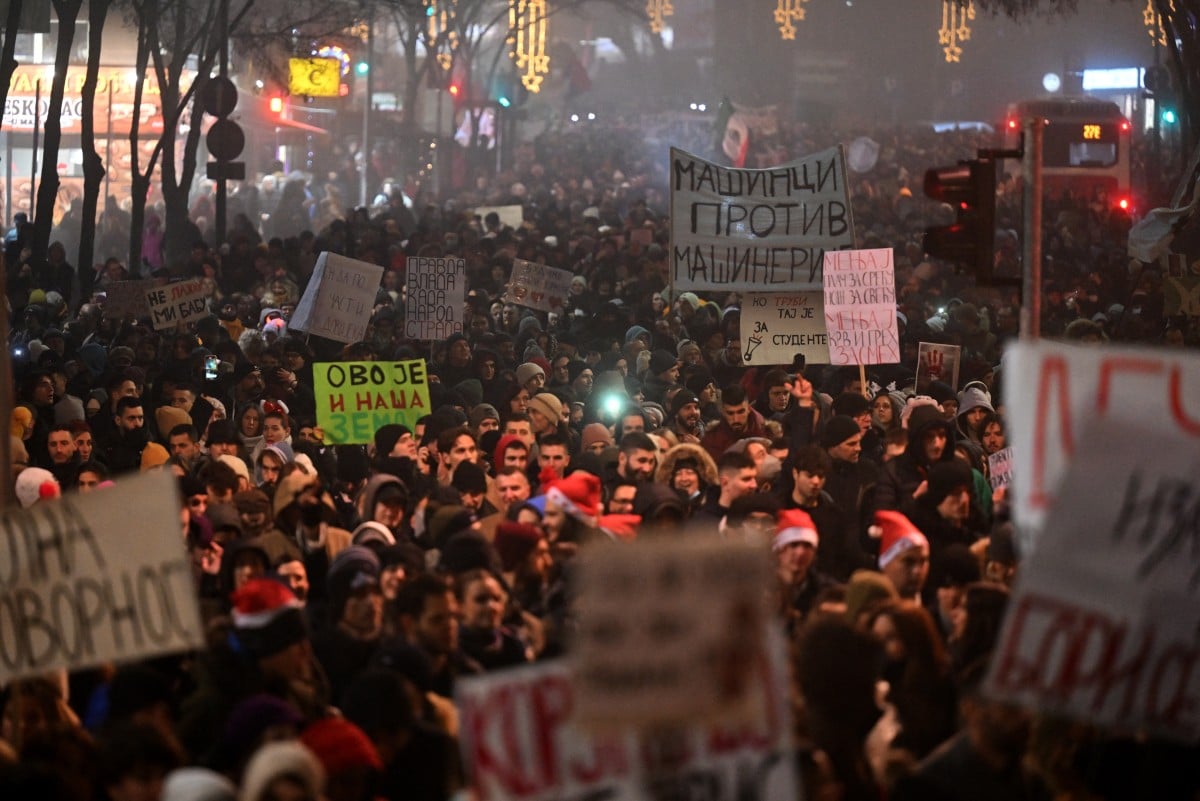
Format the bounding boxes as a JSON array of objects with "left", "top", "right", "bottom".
[{"left": 924, "top": 348, "right": 944, "bottom": 382}]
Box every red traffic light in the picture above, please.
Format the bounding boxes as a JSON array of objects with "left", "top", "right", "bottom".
[
  {"left": 449, "top": 84, "right": 460, "bottom": 97},
  {"left": 923, "top": 158, "right": 997, "bottom": 284},
  {"left": 269, "top": 96, "right": 283, "bottom": 114}
]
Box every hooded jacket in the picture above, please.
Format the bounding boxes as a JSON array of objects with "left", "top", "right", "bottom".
[
  {"left": 654, "top": 442, "right": 718, "bottom": 503},
  {"left": 875, "top": 405, "right": 959, "bottom": 512}
]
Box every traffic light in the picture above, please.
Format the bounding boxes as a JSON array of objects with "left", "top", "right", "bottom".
[
  {"left": 1145, "top": 65, "right": 1177, "bottom": 125},
  {"left": 269, "top": 96, "right": 284, "bottom": 114},
  {"left": 923, "top": 158, "right": 996, "bottom": 284}
]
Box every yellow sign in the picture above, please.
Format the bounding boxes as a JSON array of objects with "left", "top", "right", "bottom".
[{"left": 288, "top": 57, "right": 341, "bottom": 98}]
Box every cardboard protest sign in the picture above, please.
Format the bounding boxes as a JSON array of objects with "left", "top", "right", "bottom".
[
  {"left": 0, "top": 471, "right": 204, "bottom": 682},
  {"left": 669, "top": 145, "right": 854, "bottom": 291},
  {"left": 457, "top": 630, "right": 798, "bottom": 801},
  {"left": 405, "top": 256, "right": 466, "bottom": 340},
  {"left": 144, "top": 280, "right": 211, "bottom": 331},
  {"left": 1005, "top": 341, "right": 1200, "bottom": 539},
  {"left": 571, "top": 538, "right": 768, "bottom": 729},
  {"left": 474, "top": 204, "right": 524, "bottom": 230},
  {"left": 987, "top": 446, "right": 1014, "bottom": 490},
  {"left": 103, "top": 279, "right": 154, "bottom": 320},
  {"left": 313, "top": 360, "right": 431, "bottom": 444},
  {"left": 915, "top": 342, "right": 961, "bottom": 394},
  {"left": 741, "top": 292, "right": 829, "bottom": 366},
  {"left": 985, "top": 424, "right": 1200, "bottom": 743},
  {"left": 822, "top": 248, "right": 899, "bottom": 365},
  {"left": 290, "top": 252, "right": 383, "bottom": 344},
  {"left": 503, "top": 259, "right": 572, "bottom": 313}
]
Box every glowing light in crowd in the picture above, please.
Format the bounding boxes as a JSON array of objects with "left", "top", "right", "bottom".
[
  {"left": 509, "top": 0, "right": 550, "bottom": 93},
  {"left": 646, "top": 0, "right": 674, "bottom": 34},
  {"left": 773, "top": 0, "right": 810, "bottom": 40},
  {"left": 939, "top": 0, "right": 976, "bottom": 63}
]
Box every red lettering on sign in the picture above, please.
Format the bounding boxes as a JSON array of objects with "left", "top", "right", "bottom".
[
  {"left": 1031, "top": 356, "right": 1074, "bottom": 510},
  {"left": 1168, "top": 366, "right": 1200, "bottom": 436}
]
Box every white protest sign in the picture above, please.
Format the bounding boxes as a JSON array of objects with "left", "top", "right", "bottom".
[
  {"left": 0, "top": 471, "right": 204, "bottom": 682},
  {"left": 987, "top": 446, "right": 1014, "bottom": 490},
  {"left": 915, "top": 341, "right": 961, "bottom": 393},
  {"left": 571, "top": 537, "right": 768, "bottom": 729},
  {"left": 474, "top": 204, "right": 524, "bottom": 229},
  {"left": 503, "top": 258, "right": 572, "bottom": 314},
  {"left": 1005, "top": 341, "right": 1200, "bottom": 539},
  {"left": 822, "top": 248, "right": 899, "bottom": 365},
  {"left": 669, "top": 146, "right": 854, "bottom": 291},
  {"left": 144, "top": 280, "right": 211, "bottom": 331},
  {"left": 741, "top": 292, "right": 829, "bottom": 366},
  {"left": 985, "top": 424, "right": 1200, "bottom": 743},
  {"left": 456, "top": 630, "right": 798, "bottom": 801},
  {"left": 103, "top": 279, "right": 154, "bottom": 320},
  {"left": 290, "top": 252, "right": 383, "bottom": 343},
  {"left": 405, "top": 256, "right": 465, "bottom": 340}
]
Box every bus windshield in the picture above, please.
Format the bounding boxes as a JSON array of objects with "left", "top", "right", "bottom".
[{"left": 1043, "top": 121, "right": 1119, "bottom": 168}]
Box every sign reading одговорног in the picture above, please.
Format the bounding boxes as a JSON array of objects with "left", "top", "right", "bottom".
[
  {"left": 0, "top": 471, "right": 204, "bottom": 682},
  {"left": 669, "top": 146, "right": 854, "bottom": 292},
  {"left": 985, "top": 424, "right": 1200, "bottom": 743},
  {"left": 314, "top": 360, "right": 432, "bottom": 444}
]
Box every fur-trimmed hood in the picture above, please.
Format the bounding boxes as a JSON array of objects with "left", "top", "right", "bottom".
[{"left": 655, "top": 442, "right": 718, "bottom": 487}]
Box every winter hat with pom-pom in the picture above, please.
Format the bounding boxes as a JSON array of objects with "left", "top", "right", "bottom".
[{"left": 15, "top": 467, "right": 60, "bottom": 509}]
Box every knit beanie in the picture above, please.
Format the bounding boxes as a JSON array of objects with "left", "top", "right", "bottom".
[
  {"left": 820, "top": 415, "right": 862, "bottom": 449},
  {"left": 580, "top": 422, "right": 614, "bottom": 451},
  {"left": 454, "top": 379, "right": 484, "bottom": 408},
  {"left": 217, "top": 454, "right": 251, "bottom": 483},
  {"left": 234, "top": 489, "right": 272, "bottom": 516},
  {"left": 515, "top": 362, "right": 544, "bottom": 387},
  {"left": 438, "top": 530, "right": 503, "bottom": 576},
  {"left": 468, "top": 403, "right": 501, "bottom": 431},
  {"left": 300, "top": 718, "right": 383, "bottom": 776},
  {"left": 326, "top": 546, "right": 381, "bottom": 621},
  {"left": 831, "top": 392, "right": 870, "bottom": 418},
  {"left": 15, "top": 467, "right": 60, "bottom": 509},
  {"left": 161, "top": 767, "right": 236, "bottom": 801},
  {"left": 373, "top": 424, "right": 408, "bottom": 458},
  {"left": 351, "top": 521, "right": 396, "bottom": 548},
  {"left": 141, "top": 442, "right": 170, "bottom": 470},
  {"left": 230, "top": 578, "right": 308, "bottom": 658},
  {"left": 528, "top": 392, "right": 563, "bottom": 423},
  {"left": 649, "top": 349, "right": 678, "bottom": 376},
  {"left": 10, "top": 406, "right": 33, "bottom": 437},
  {"left": 843, "top": 569, "right": 900, "bottom": 624},
  {"left": 156, "top": 405, "right": 192, "bottom": 436},
  {"left": 240, "top": 742, "right": 324, "bottom": 801},
  {"left": 495, "top": 522, "right": 544, "bottom": 572}
]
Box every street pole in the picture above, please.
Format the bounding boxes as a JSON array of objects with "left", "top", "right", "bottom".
[
  {"left": 104, "top": 81, "right": 112, "bottom": 215},
  {"left": 30, "top": 80, "right": 40, "bottom": 218},
  {"left": 360, "top": 7, "right": 373, "bottom": 209},
  {"left": 215, "top": 0, "right": 229, "bottom": 245},
  {"left": 1021, "top": 117, "right": 1044, "bottom": 340}
]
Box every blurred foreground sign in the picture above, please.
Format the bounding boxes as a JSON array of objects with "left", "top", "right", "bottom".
[
  {"left": 0, "top": 472, "right": 203, "bottom": 681},
  {"left": 457, "top": 629, "right": 798, "bottom": 801},
  {"left": 1004, "top": 341, "right": 1200, "bottom": 541},
  {"left": 572, "top": 538, "right": 768, "bottom": 729},
  {"left": 986, "top": 424, "right": 1200, "bottom": 743}
]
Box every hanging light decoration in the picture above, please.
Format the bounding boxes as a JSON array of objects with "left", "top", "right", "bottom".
[
  {"left": 773, "top": 0, "right": 810, "bottom": 40},
  {"left": 425, "top": 0, "right": 459, "bottom": 71},
  {"left": 647, "top": 0, "right": 674, "bottom": 34},
  {"left": 1144, "top": 0, "right": 1175, "bottom": 47},
  {"left": 509, "top": 0, "right": 550, "bottom": 93},
  {"left": 938, "top": 0, "right": 976, "bottom": 63}
]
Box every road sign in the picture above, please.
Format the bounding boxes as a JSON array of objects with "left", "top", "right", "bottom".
[{"left": 201, "top": 75, "right": 238, "bottom": 118}]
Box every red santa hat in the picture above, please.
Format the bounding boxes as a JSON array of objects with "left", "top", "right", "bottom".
[
  {"left": 230, "top": 578, "right": 308, "bottom": 657},
  {"left": 773, "top": 508, "right": 819, "bottom": 553},
  {"left": 543, "top": 470, "right": 601, "bottom": 524},
  {"left": 870, "top": 510, "right": 929, "bottom": 568}
]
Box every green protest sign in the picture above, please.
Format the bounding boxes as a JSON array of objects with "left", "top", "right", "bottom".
[{"left": 314, "top": 360, "right": 431, "bottom": 444}]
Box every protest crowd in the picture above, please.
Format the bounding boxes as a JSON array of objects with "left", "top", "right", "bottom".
[{"left": 1, "top": 117, "right": 1198, "bottom": 801}]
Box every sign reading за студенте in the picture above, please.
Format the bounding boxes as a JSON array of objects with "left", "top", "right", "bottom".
[
  {"left": 669, "top": 146, "right": 854, "bottom": 292},
  {"left": 0, "top": 471, "right": 204, "bottom": 682}
]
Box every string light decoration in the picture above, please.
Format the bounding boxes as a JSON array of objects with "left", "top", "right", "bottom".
[
  {"left": 1143, "top": 0, "right": 1175, "bottom": 47},
  {"left": 647, "top": 0, "right": 674, "bottom": 34},
  {"left": 509, "top": 0, "right": 550, "bottom": 93},
  {"left": 425, "top": 0, "right": 459, "bottom": 71},
  {"left": 938, "top": 0, "right": 976, "bottom": 63},
  {"left": 773, "top": 0, "right": 810, "bottom": 40}
]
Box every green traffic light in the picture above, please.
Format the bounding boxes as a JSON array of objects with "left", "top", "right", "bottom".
[
  {"left": 1162, "top": 108, "right": 1177, "bottom": 124},
  {"left": 356, "top": 62, "right": 369, "bottom": 75}
]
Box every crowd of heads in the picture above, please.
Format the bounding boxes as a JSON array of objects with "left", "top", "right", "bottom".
[{"left": 1, "top": 116, "right": 1195, "bottom": 801}]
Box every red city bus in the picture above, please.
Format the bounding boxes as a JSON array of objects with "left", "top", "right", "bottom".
[{"left": 1003, "top": 96, "right": 1133, "bottom": 210}]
